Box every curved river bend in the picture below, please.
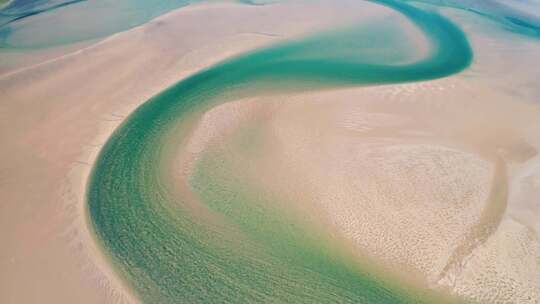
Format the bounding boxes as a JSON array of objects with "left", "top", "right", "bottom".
[{"left": 87, "top": 1, "right": 473, "bottom": 303}]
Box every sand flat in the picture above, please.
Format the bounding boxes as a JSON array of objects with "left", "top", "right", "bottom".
[
  {"left": 2, "top": 0, "right": 540, "bottom": 303},
  {"left": 183, "top": 40, "right": 540, "bottom": 300},
  {"left": 0, "top": 1, "right": 398, "bottom": 303}
]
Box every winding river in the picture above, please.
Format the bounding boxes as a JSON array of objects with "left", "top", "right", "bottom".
[{"left": 87, "top": 1, "right": 473, "bottom": 303}]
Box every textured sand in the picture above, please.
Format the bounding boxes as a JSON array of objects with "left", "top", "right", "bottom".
[
  {"left": 0, "top": 1, "right": 397, "bottom": 303},
  {"left": 183, "top": 12, "right": 540, "bottom": 301},
  {"left": 2, "top": 1, "right": 540, "bottom": 303},
  {"left": 187, "top": 79, "right": 540, "bottom": 303}
]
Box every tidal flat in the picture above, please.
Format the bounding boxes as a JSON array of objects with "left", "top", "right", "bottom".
[{"left": 1, "top": 0, "right": 540, "bottom": 303}]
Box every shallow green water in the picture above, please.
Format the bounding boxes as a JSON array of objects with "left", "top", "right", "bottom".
[{"left": 87, "top": 1, "right": 473, "bottom": 303}]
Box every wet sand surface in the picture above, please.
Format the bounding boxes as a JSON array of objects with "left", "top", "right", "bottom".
[
  {"left": 1, "top": 0, "right": 540, "bottom": 303},
  {"left": 180, "top": 7, "right": 540, "bottom": 301},
  {"left": 1, "top": 2, "right": 389, "bottom": 302}
]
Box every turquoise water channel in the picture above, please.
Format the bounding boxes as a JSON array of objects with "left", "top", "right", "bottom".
[{"left": 86, "top": 0, "right": 474, "bottom": 303}]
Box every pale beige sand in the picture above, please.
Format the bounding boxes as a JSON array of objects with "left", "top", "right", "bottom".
[
  {"left": 183, "top": 11, "right": 540, "bottom": 302},
  {"left": 2, "top": 1, "right": 540, "bottom": 303},
  {"left": 0, "top": 1, "right": 399, "bottom": 303},
  {"left": 187, "top": 79, "right": 540, "bottom": 303},
  {"left": 0, "top": 39, "right": 99, "bottom": 77}
]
